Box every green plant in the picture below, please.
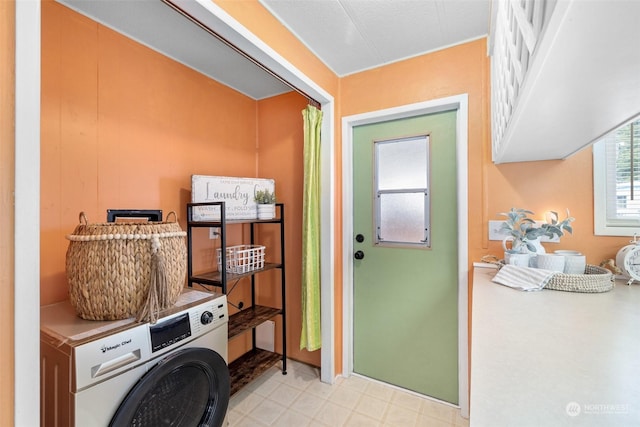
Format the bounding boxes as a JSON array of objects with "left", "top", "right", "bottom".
[
  {"left": 499, "top": 208, "right": 575, "bottom": 253},
  {"left": 254, "top": 189, "right": 276, "bottom": 204}
]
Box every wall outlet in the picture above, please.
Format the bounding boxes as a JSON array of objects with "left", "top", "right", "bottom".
[
  {"left": 256, "top": 320, "right": 275, "bottom": 352},
  {"left": 209, "top": 227, "right": 220, "bottom": 239},
  {"left": 488, "top": 220, "right": 560, "bottom": 243},
  {"left": 488, "top": 220, "right": 508, "bottom": 241}
]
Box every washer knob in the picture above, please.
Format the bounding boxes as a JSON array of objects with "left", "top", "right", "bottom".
[{"left": 200, "top": 311, "right": 214, "bottom": 325}]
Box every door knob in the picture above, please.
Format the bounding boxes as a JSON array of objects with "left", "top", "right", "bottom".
[{"left": 354, "top": 250, "right": 365, "bottom": 260}]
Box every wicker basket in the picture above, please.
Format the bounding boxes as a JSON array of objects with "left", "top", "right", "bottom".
[
  {"left": 545, "top": 264, "right": 614, "bottom": 293},
  {"left": 495, "top": 261, "right": 614, "bottom": 293},
  {"left": 65, "top": 212, "right": 187, "bottom": 322}
]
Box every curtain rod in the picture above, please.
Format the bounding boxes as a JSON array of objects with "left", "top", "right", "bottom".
[{"left": 162, "top": 0, "right": 321, "bottom": 108}]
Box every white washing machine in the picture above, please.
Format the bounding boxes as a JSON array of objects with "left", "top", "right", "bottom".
[{"left": 40, "top": 289, "right": 229, "bottom": 427}]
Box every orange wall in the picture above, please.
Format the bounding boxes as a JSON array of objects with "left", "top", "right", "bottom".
[
  {"left": 1, "top": 1, "right": 15, "bottom": 424},
  {"left": 339, "top": 39, "right": 633, "bottom": 386},
  {"left": 341, "top": 40, "right": 489, "bottom": 383},
  {"left": 256, "top": 92, "right": 321, "bottom": 367},
  {"left": 41, "top": 0, "right": 259, "bottom": 305},
  {"left": 485, "top": 149, "right": 631, "bottom": 261},
  {"left": 213, "top": 0, "right": 338, "bottom": 99},
  {"left": 41, "top": 0, "right": 316, "bottom": 369},
  {"left": 35, "top": 2, "right": 631, "bottom": 404},
  {"left": 212, "top": 0, "right": 343, "bottom": 372},
  {"left": 342, "top": 39, "right": 490, "bottom": 274},
  {"left": 342, "top": 38, "right": 631, "bottom": 281}
]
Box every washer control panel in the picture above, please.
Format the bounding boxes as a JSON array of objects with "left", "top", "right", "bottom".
[
  {"left": 151, "top": 294, "right": 227, "bottom": 353},
  {"left": 150, "top": 312, "right": 192, "bottom": 353},
  {"left": 190, "top": 296, "right": 228, "bottom": 334}
]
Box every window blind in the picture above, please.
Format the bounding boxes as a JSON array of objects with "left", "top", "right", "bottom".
[{"left": 603, "top": 119, "right": 640, "bottom": 226}]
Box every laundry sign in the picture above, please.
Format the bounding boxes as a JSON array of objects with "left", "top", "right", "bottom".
[{"left": 191, "top": 175, "right": 275, "bottom": 220}]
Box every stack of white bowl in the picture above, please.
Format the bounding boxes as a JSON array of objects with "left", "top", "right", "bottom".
[{"left": 534, "top": 250, "right": 585, "bottom": 274}]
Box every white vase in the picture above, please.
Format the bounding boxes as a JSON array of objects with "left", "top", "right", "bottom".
[
  {"left": 504, "top": 252, "right": 531, "bottom": 267},
  {"left": 503, "top": 236, "right": 545, "bottom": 267},
  {"left": 503, "top": 236, "right": 545, "bottom": 254},
  {"left": 257, "top": 204, "right": 275, "bottom": 220}
]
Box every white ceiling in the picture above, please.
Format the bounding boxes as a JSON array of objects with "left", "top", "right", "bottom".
[
  {"left": 260, "top": 0, "right": 491, "bottom": 76},
  {"left": 57, "top": 0, "right": 491, "bottom": 99}
]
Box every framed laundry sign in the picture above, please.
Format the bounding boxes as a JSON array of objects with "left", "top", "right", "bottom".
[{"left": 191, "top": 175, "right": 275, "bottom": 220}]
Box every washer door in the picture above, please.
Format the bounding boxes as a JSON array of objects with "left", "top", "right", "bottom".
[{"left": 109, "top": 347, "right": 229, "bottom": 427}]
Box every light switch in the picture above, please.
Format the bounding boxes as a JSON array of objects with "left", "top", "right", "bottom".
[{"left": 488, "top": 220, "right": 509, "bottom": 241}]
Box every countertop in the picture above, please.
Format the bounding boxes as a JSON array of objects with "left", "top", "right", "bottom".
[{"left": 470, "top": 265, "right": 640, "bottom": 426}]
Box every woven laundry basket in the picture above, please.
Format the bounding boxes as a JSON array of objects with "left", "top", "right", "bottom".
[{"left": 65, "top": 212, "right": 187, "bottom": 322}]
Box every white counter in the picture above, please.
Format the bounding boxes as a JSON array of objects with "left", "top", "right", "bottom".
[{"left": 471, "top": 266, "right": 640, "bottom": 427}]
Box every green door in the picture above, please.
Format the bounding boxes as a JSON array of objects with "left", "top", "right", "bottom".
[{"left": 352, "top": 110, "right": 458, "bottom": 404}]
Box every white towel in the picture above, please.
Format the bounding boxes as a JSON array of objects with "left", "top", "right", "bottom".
[{"left": 492, "top": 264, "right": 557, "bottom": 291}]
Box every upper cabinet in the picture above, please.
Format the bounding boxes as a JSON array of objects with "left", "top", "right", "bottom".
[{"left": 489, "top": 0, "right": 640, "bottom": 163}]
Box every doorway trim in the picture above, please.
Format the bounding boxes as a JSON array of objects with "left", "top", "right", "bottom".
[{"left": 341, "top": 95, "right": 469, "bottom": 417}]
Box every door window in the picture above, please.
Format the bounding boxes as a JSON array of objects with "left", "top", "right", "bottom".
[{"left": 374, "top": 135, "right": 430, "bottom": 246}]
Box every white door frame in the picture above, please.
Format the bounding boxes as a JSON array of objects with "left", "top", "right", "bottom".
[
  {"left": 15, "top": 1, "right": 42, "bottom": 426},
  {"left": 16, "top": 2, "right": 336, "bottom": 424},
  {"left": 342, "top": 95, "right": 469, "bottom": 418}
]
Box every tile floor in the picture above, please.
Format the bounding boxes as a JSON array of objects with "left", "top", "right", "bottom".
[{"left": 227, "top": 359, "right": 470, "bottom": 427}]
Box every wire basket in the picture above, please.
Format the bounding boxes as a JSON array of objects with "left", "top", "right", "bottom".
[{"left": 217, "top": 245, "right": 265, "bottom": 274}]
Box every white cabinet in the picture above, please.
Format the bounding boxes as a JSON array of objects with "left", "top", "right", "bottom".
[{"left": 490, "top": 0, "right": 640, "bottom": 163}]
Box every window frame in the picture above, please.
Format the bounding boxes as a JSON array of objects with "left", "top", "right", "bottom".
[
  {"left": 373, "top": 134, "right": 431, "bottom": 248},
  {"left": 593, "top": 118, "right": 640, "bottom": 236}
]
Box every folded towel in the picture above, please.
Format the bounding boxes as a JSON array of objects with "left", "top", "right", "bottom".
[{"left": 492, "top": 264, "right": 557, "bottom": 291}]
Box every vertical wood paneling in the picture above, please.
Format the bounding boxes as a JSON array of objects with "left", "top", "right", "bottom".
[
  {"left": 40, "top": 1, "right": 260, "bottom": 308},
  {"left": 40, "top": 0, "right": 64, "bottom": 303}
]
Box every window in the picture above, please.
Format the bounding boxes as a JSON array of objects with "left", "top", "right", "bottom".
[
  {"left": 593, "top": 117, "right": 640, "bottom": 235},
  {"left": 374, "top": 135, "right": 430, "bottom": 246}
]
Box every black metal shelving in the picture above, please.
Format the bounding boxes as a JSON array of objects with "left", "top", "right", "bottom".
[{"left": 186, "top": 202, "right": 287, "bottom": 395}]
